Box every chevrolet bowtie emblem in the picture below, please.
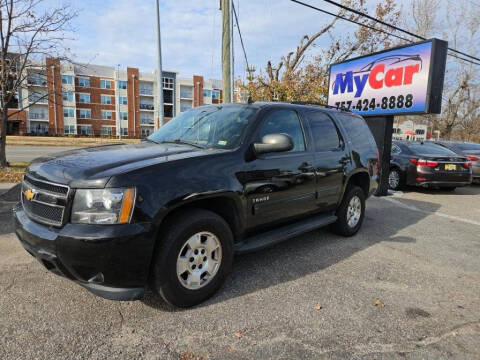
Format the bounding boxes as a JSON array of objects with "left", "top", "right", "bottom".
[{"left": 24, "top": 188, "right": 35, "bottom": 201}]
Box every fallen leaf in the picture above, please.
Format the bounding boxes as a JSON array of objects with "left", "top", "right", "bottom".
[
  {"left": 314, "top": 305, "right": 322, "bottom": 311},
  {"left": 373, "top": 299, "right": 385, "bottom": 307},
  {"left": 234, "top": 332, "right": 243, "bottom": 338}
]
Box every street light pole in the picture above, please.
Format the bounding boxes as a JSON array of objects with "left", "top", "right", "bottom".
[{"left": 155, "top": 0, "right": 164, "bottom": 129}]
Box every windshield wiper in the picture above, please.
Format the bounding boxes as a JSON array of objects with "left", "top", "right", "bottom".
[{"left": 161, "top": 139, "right": 206, "bottom": 149}]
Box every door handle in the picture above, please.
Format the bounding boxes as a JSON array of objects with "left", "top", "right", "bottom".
[{"left": 299, "top": 162, "right": 314, "bottom": 172}]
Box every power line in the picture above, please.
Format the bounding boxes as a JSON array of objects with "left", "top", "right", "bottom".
[
  {"left": 289, "top": 0, "right": 480, "bottom": 66},
  {"left": 319, "top": 0, "right": 480, "bottom": 63},
  {"left": 232, "top": 2, "right": 249, "bottom": 71}
]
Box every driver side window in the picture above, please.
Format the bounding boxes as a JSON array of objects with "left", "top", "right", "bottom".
[{"left": 259, "top": 110, "right": 306, "bottom": 152}]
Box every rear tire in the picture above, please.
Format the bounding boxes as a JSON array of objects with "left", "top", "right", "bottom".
[
  {"left": 388, "top": 168, "right": 404, "bottom": 190},
  {"left": 330, "top": 186, "right": 365, "bottom": 237},
  {"left": 151, "top": 209, "right": 234, "bottom": 307}
]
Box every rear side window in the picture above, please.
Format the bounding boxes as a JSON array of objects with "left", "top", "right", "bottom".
[
  {"left": 259, "top": 110, "right": 306, "bottom": 152},
  {"left": 407, "top": 143, "right": 456, "bottom": 155},
  {"left": 305, "top": 111, "right": 341, "bottom": 152},
  {"left": 335, "top": 114, "right": 376, "bottom": 152}
]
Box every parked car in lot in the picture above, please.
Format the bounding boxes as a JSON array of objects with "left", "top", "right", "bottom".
[
  {"left": 389, "top": 141, "right": 473, "bottom": 191},
  {"left": 434, "top": 141, "right": 480, "bottom": 184},
  {"left": 14, "top": 102, "right": 379, "bottom": 307}
]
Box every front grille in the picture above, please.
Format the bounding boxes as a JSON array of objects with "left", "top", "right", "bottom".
[
  {"left": 24, "top": 174, "right": 69, "bottom": 195},
  {"left": 21, "top": 175, "right": 70, "bottom": 227}
]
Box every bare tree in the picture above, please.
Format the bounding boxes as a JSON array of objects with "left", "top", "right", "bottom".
[
  {"left": 0, "top": 0, "right": 77, "bottom": 168},
  {"left": 241, "top": 0, "right": 400, "bottom": 102}
]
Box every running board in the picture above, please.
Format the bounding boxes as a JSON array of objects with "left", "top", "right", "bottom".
[{"left": 234, "top": 213, "right": 337, "bottom": 255}]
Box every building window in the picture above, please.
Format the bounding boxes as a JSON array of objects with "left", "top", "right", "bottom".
[
  {"left": 102, "top": 126, "right": 113, "bottom": 135},
  {"left": 101, "top": 110, "right": 113, "bottom": 120},
  {"left": 79, "top": 93, "right": 90, "bottom": 103},
  {"left": 101, "top": 95, "right": 112, "bottom": 105},
  {"left": 119, "top": 96, "right": 127, "bottom": 105},
  {"left": 61, "top": 75, "right": 73, "bottom": 85},
  {"left": 64, "top": 125, "right": 76, "bottom": 134},
  {"left": 163, "top": 77, "right": 174, "bottom": 89},
  {"left": 77, "top": 77, "right": 90, "bottom": 87},
  {"left": 79, "top": 109, "right": 91, "bottom": 119},
  {"left": 163, "top": 89, "right": 173, "bottom": 104},
  {"left": 140, "top": 86, "right": 153, "bottom": 95},
  {"left": 63, "top": 107, "right": 75, "bottom": 118},
  {"left": 118, "top": 80, "right": 127, "bottom": 89},
  {"left": 120, "top": 111, "right": 128, "bottom": 121},
  {"left": 164, "top": 104, "right": 173, "bottom": 118},
  {"left": 79, "top": 125, "right": 92, "bottom": 135},
  {"left": 141, "top": 116, "right": 154, "bottom": 125},
  {"left": 180, "top": 86, "right": 193, "bottom": 99},
  {"left": 121, "top": 127, "right": 128, "bottom": 136},
  {"left": 100, "top": 79, "right": 112, "bottom": 89},
  {"left": 62, "top": 91, "right": 74, "bottom": 102},
  {"left": 203, "top": 89, "right": 212, "bottom": 98},
  {"left": 212, "top": 90, "right": 220, "bottom": 100},
  {"left": 141, "top": 128, "right": 151, "bottom": 137}
]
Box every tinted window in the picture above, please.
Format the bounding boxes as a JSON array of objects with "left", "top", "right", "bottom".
[
  {"left": 336, "top": 114, "right": 376, "bottom": 152},
  {"left": 306, "top": 111, "right": 341, "bottom": 152},
  {"left": 259, "top": 110, "right": 306, "bottom": 152},
  {"left": 407, "top": 143, "right": 456, "bottom": 155},
  {"left": 450, "top": 142, "right": 480, "bottom": 151}
]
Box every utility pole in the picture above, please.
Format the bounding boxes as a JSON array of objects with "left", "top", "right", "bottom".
[
  {"left": 155, "top": 0, "right": 164, "bottom": 128},
  {"left": 221, "top": 0, "right": 234, "bottom": 103}
]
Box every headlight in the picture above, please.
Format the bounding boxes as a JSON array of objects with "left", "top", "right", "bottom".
[{"left": 71, "top": 188, "right": 136, "bottom": 224}]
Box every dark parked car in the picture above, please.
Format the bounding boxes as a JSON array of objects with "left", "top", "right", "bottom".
[
  {"left": 389, "top": 141, "right": 473, "bottom": 191},
  {"left": 435, "top": 141, "right": 480, "bottom": 183},
  {"left": 14, "top": 102, "right": 379, "bottom": 307}
]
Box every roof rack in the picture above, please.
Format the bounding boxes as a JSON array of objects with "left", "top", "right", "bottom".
[{"left": 289, "top": 101, "right": 352, "bottom": 113}]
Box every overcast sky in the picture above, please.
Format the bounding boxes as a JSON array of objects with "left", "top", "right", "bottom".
[{"left": 56, "top": 0, "right": 475, "bottom": 80}]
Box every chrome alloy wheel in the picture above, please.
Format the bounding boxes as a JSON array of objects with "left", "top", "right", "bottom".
[
  {"left": 176, "top": 232, "right": 222, "bottom": 290},
  {"left": 347, "top": 195, "right": 362, "bottom": 228},
  {"left": 389, "top": 170, "right": 400, "bottom": 189}
]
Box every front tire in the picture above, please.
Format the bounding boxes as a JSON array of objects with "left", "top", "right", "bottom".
[
  {"left": 330, "top": 186, "right": 365, "bottom": 237},
  {"left": 151, "top": 209, "right": 234, "bottom": 307}
]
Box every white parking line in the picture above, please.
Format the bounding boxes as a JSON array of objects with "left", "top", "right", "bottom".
[{"left": 381, "top": 196, "right": 480, "bottom": 227}]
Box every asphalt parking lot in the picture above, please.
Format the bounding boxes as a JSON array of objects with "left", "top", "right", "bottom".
[{"left": 1, "top": 185, "right": 479, "bottom": 359}]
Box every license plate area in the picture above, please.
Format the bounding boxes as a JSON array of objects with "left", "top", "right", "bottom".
[{"left": 444, "top": 164, "right": 457, "bottom": 171}]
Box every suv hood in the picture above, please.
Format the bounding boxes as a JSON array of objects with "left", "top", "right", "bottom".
[{"left": 27, "top": 141, "right": 214, "bottom": 187}]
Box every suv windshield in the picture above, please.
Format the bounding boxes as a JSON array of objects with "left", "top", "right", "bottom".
[{"left": 147, "top": 105, "right": 256, "bottom": 149}]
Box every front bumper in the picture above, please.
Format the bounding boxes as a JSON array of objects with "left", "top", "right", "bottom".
[{"left": 13, "top": 203, "right": 156, "bottom": 301}]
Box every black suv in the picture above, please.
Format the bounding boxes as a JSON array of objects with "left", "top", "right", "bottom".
[{"left": 14, "top": 102, "right": 379, "bottom": 307}]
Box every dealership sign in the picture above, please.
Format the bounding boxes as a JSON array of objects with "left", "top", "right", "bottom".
[{"left": 327, "top": 39, "right": 448, "bottom": 116}]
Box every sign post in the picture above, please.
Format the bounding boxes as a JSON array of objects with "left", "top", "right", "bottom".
[{"left": 327, "top": 38, "right": 448, "bottom": 196}]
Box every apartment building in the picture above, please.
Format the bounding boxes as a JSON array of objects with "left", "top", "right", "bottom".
[
  {"left": 12, "top": 58, "right": 178, "bottom": 137},
  {"left": 6, "top": 56, "right": 223, "bottom": 137}
]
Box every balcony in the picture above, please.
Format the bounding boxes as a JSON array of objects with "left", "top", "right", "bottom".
[
  {"left": 28, "top": 96, "right": 48, "bottom": 104},
  {"left": 140, "top": 118, "right": 154, "bottom": 125},
  {"left": 27, "top": 78, "right": 47, "bottom": 86},
  {"left": 140, "top": 103, "right": 154, "bottom": 110},
  {"left": 140, "top": 88, "right": 153, "bottom": 96},
  {"left": 29, "top": 112, "right": 48, "bottom": 121}
]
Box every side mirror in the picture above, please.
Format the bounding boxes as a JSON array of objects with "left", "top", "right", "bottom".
[{"left": 253, "top": 133, "right": 294, "bottom": 155}]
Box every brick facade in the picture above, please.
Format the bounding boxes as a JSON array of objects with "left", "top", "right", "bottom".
[{"left": 46, "top": 57, "right": 64, "bottom": 134}]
